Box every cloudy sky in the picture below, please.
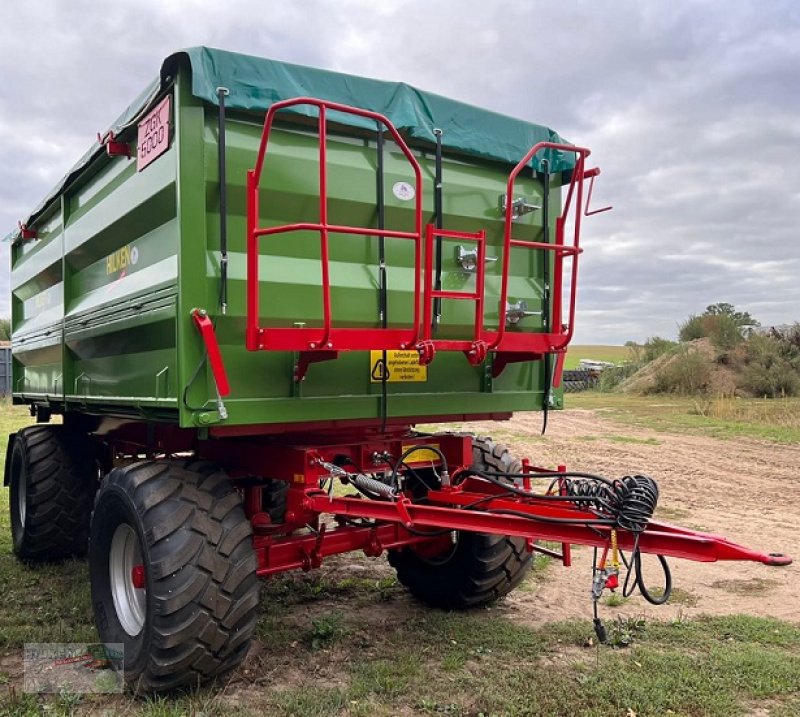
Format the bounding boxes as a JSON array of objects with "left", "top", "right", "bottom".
[{"left": 1, "top": 0, "right": 797, "bottom": 344}]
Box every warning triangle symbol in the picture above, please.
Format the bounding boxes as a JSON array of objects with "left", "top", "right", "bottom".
[{"left": 371, "top": 358, "right": 389, "bottom": 381}]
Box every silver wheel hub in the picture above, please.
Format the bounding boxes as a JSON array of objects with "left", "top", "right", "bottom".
[{"left": 109, "top": 523, "right": 146, "bottom": 636}]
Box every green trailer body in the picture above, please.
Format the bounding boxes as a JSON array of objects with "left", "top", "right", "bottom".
[{"left": 9, "top": 47, "right": 574, "bottom": 431}]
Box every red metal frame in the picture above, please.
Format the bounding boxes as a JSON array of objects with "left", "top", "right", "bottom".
[
  {"left": 492, "top": 143, "right": 588, "bottom": 355},
  {"left": 96, "top": 420, "right": 791, "bottom": 582},
  {"left": 228, "top": 99, "right": 792, "bottom": 587},
  {"left": 246, "top": 97, "right": 424, "bottom": 354},
  {"left": 198, "top": 430, "right": 790, "bottom": 576},
  {"left": 245, "top": 98, "right": 605, "bottom": 375}
]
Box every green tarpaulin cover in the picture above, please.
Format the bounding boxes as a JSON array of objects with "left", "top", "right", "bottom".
[{"left": 12, "top": 46, "right": 574, "bottom": 240}]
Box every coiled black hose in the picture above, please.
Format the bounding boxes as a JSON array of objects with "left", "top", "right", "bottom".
[
  {"left": 559, "top": 474, "right": 659, "bottom": 533},
  {"left": 466, "top": 467, "right": 671, "bottom": 605}
]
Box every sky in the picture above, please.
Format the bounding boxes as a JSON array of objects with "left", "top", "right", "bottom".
[{"left": 1, "top": 0, "right": 797, "bottom": 344}]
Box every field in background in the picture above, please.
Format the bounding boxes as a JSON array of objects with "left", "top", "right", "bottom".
[
  {"left": 568, "top": 392, "right": 800, "bottom": 443},
  {"left": 2, "top": 398, "right": 800, "bottom": 716},
  {"left": 564, "top": 344, "right": 629, "bottom": 369}
]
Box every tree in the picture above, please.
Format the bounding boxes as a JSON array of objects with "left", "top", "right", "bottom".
[
  {"left": 704, "top": 303, "right": 759, "bottom": 332},
  {"left": 0, "top": 318, "right": 9, "bottom": 341},
  {"left": 678, "top": 303, "right": 759, "bottom": 344}
]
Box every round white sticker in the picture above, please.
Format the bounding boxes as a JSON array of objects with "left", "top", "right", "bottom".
[
  {"left": 392, "top": 181, "right": 415, "bottom": 201},
  {"left": 130, "top": 246, "right": 140, "bottom": 265}
]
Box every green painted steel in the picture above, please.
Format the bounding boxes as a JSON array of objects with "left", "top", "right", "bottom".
[{"left": 10, "top": 53, "right": 567, "bottom": 431}]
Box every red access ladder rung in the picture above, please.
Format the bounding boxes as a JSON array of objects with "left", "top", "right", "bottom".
[{"left": 421, "top": 226, "right": 488, "bottom": 362}]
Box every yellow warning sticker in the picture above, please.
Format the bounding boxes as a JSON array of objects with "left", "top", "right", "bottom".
[{"left": 370, "top": 350, "right": 427, "bottom": 383}]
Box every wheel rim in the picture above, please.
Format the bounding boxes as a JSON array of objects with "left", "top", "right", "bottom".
[{"left": 109, "top": 523, "right": 146, "bottom": 636}]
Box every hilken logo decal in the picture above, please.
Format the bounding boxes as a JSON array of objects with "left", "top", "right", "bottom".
[{"left": 106, "top": 245, "right": 139, "bottom": 275}]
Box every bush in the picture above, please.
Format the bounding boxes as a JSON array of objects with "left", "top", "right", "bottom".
[
  {"left": 709, "top": 314, "right": 744, "bottom": 356},
  {"left": 650, "top": 346, "right": 713, "bottom": 395},
  {"left": 598, "top": 362, "right": 640, "bottom": 392},
  {"left": 679, "top": 314, "right": 706, "bottom": 342},
  {"left": 679, "top": 314, "right": 742, "bottom": 355},
  {"left": 740, "top": 334, "right": 800, "bottom": 397},
  {"left": 642, "top": 336, "right": 677, "bottom": 363}
]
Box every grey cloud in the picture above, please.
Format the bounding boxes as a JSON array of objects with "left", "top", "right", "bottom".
[{"left": 1, "top": 0, "right": 797, "bottom": 343}]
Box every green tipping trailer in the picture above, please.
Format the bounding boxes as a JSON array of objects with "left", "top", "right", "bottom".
[
  {"left": 9, "top": 47, "right": 576, "bottom": 429},
  {"left": 6, "top": 48, "right": 788, "bottom": 693}
]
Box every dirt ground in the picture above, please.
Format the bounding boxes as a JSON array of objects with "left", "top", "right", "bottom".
[{"left": 462, "top": 408, "right": 800, "bottom": 626}]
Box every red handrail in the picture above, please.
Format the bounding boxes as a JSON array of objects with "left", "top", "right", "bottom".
[
  {"left": 491, "top": 142, "right": 592, "bottom": 353},
  {"left": 246, "top": 98, "right": 424, "bottom": 352}
]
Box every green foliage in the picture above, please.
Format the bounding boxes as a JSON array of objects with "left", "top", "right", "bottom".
[
  {"left": 705, "top": 302, "right": 759, "bottom": 331},
  {"left": 0, "top": 318, "right": 9, "bottom": 341},
  {"left": 678, "top": 313, "right": 707, "bottom": 342},
  {"left": 709, "top": 312, "right": 744, "bottom": 354},
  {"left": 641, "top": 336, "right": 677, "bottom": 363},
  {"left": 306, "top": 612, "right": 346, "bottom": 649},
  {"left": 604, "top": 615, "right": 647, "bottom": 648},
  {"left": 678, "top": 303, "right": 757, "bottom": 346},
  {"left": 740, "top": 334, "right": 800, "bottom": 397},
  {"left": 679, "top": 313, "right": 744, "bottom": 352},
  {"left": 651, "top": 345, "right": 712, "bottom": 394},
  {"left": 597, "top": 362, "right": 639, "bottom": 391}
]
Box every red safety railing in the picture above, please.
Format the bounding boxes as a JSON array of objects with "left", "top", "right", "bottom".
[
  {"left": 246, "top": 98, "right": 424, "bottom": 353},
  {"left": 246, "top": 98, "right": 607, "bottom": 372},
  {"left": 492, "top": 142, "right": 590, "bottom": 354},
  {"left": 416, "top": 143, "right": 597, "bottom": 366}
]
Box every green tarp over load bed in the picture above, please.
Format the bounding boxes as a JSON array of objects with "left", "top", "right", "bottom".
[{"left": 9, "top": 46, "right": 575, "bottom": 240}]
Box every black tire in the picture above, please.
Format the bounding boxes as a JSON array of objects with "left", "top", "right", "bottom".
[
  {"left": 7, "top": 425, "right": 98, "bottom": 562},
  {"left": 89, "top": 460, "right": 259, "bottom": 693},
  {"left": 261, "top": 479, "right": 288, "bottom": 525},
  {"left": 388, "top": 436, "right": 532, "bottom": 609}
]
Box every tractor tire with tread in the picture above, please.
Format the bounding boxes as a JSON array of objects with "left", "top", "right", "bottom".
[
  {"left": 261, "top": 479, "right": 288, "bottom": 525},
  {"left": 388, "top": 436, "right": 532, "bottom": 609},
  {"left": 7, "top": 425, "right": 98, "bottom": 562},
  {"left": 89, "top": 459, "right": 259, "bottom": 693}
]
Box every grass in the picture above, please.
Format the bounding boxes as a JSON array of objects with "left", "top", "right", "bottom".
[
  {"left": 565, "top": 344, "right": 630, "bottom": 370},
  {"left": 2, "top": 400, "right": 800, "bottom": 715},
  {"left": 567, "top": 392, "right": 800, "bottom": 443}
]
